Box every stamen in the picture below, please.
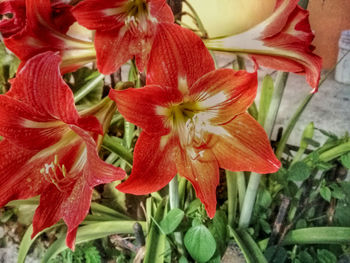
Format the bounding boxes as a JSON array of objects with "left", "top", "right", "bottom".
[{"left": 40, "top": 155, "right": 70, "bottom": 192}]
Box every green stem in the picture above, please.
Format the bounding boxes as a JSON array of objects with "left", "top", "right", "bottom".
[
  {"left": 226, "top": 171, "right": 238, "bottom": 227},
  {"left": 169, "top": 175, "right": 185, "bottom": 255},
  {"left": 237, "top": 172, "right": 246, "bottom": 211},
  {"left": 169, "top": 176, "right": 180, "bottom": 210},
  {"left": 74, "top": 74, "right": 105, "bottom": 103},
  {"left": 264, "top": 72, "right": 289, "bottom": 138},
  {"left": 102, "top": 135, "right": 133, "bottom": 166},
  {"left": 275, "top": 93, "right": 313, "bottom": 159},
  {"left": 238, "top": 173, "right": 261, "bottom": 229}
]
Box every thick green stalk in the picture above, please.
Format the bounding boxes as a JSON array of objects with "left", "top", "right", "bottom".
[
  {"left": 264, "top": 72, "right": 289, "bottom": 137},
  {"left": 226, "top": 171, "right": 238, "bottom": 227},
  {"left": 169, "top": 176, "right": 180, "bottom": 209},
  {"left": 169, "top": 175, "right": 185, "bottom": 255},
  {"left": 238, "top": 173, "right": 261, "bottom": 228},
  {"left": 237, "top": 172, "right": 246, "bottom": 211}
]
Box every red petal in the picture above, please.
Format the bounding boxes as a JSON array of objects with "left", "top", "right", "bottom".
[
  {"left": 147, "top": 23, "right": 215, "bottom": 91},
  {"left": 0, "top": 0, "right": 26, "bottom": 38},
  {"left": 211, "top": 113, "right": 280, "bottom": 174},
  {"left": 0, "top": 95, "right": 67, "bottom": 149},
  {"left": 109, "top": 85, "right": 183, "bottom": 135},
  {"left": 176, "top": 147, "right": 219, "bottom": 218},
  {"left": 32, "top": 179, "right": 92, "bottom": 250},
  {"left": 72, "top": 0, "right": 126, "bottom": 30},
  {"left": 94, "top": 28, "right": 144, "bottom": 75},
  {"left": 3, "top": 0, "right": 94, "bottom": 73},
  {"left": 9, "top": 52, "right": 100, "bottom": 132},
  {"left": 149, "top": 0, "right": 174, "bottom": 23},
  {"left": 258, "top": 4, "right": 322, "bottom": 91},
  {"left": 189, "top": 68, "right": 257, "bottom": 124},
  {"left": 71, "top": 125, "right": 126, "bottom": 185},
  {"left": 117, "top": 132, "right": 177, "bottom": 194},
  {"left": 0, "top": 140, "right": 49, "bottom": 206},
  {"left": 205, "top": 0, "right": 322, "bottom": 91}
]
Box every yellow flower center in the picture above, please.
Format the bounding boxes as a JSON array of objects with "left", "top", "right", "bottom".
[
  {"left": 124, "top": 0, "right": 151, "bottom": 33},
  {"left": 165, "top": 101, "right": 209, "bottom": 149}
]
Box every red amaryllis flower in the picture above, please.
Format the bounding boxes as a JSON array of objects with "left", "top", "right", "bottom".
[
  {"left": 109, "top": 24, "right": 280, "bottom": 218},
  {"left": 72, "top": 0, "right": 174, "bottom": 74},
  {"left": 0, "top": 52, "right": 125, "bottom": 249},
  {"left": 204, "top": 0, "right": 322, "bottom": 92},
  {"left": 2, "top": 0, "right": 96, "bottom": 74}
]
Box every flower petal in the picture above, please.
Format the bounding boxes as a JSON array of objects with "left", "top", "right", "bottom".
[
  {"left": 0, "top": 95, "right": 68, "bottom": 149},
  {"left": 190, "top": 68, "right": 257, "bottom": 124},
  {"left": 211, "top": 113, "right": 280, "bottom": 173},
  {"left": 0, "top": 0, "right": 26, "bottom": 38},
  {"left": 117, "top": 132, "right": 177, "bottom": 194},
  {"left": 3, "top": 0, "right": 95, "bottom": 73},
  {"left": 93, "top": 28, "right": 151, "bottom": 75},
  {"left": 176, "top": 147, "right": 219, "bottom": 218},
  {"left": 8, "top": 52, "right": 101, "bottom": 133},
  {"left": 110, "top": 85, "right": 183, "bottom": 135},
  {"left": 0, "top": 140, "right": 49, "bottom": 207},
  {"left": 147, "top": 23, "right": 215, "bottom": 92},
  {"left": 149, "top": 0, "right": 174, "bottom": 23},
  {"left": 70, "top": 125, "right": 126, "bottom": 185},
  {"left": 32, "top": 179, "right": 92, "bottom": 250},
  {"left": 205, "top": 0, "right": 322, "bottom": 91},
  {"left": 72, "top": 0, "right": 126, "bottom": 31}
]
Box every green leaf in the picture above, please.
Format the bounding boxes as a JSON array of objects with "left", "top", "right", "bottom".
[
  {"left": 184, "top": 224, "right": 216, "bottom": 262},
  {"left": 264, "top": 246, "right": 287, "bottom": 263},
  {"left": 258, "top": 189, "right": 272, "bottom": 209},
  {"left": 18, "top": 223, "right": 64, "bottom": 263},
  {"left": 288, "top": 162, "right": 311, "bottom": 182},
  {"left": 70, "top": 68, "right": 104, "bottom": 105},
  {"left": 102, "top": 135, "right": 133, "bottom": 166},
  {"left": 320, "top": 186, "right": 332, "bottom": 202},
  {"left": 282, "top": 227, "right": 350, "bottom": 245},
  {"left": 340, "top": 152, "right": 350, "bottom": 168},
  {"left": 317, "top": 249, "right": 337, "bottom": 263},
  {"left": 43, "top": 221, "right": 146, "bottom": 262},
  {"left": 258, "top": 75, "right": 274, "bottom": 127},
  {"left": 160, "top": 208, "right": 184, "bottom": 234},
  {"left": 144, "top": 199, "right": 167, "bottom": 263},
  {"left": 185, "top": 198, "right": 202, "bottom": 215},
  {"left": 298, "top": 250, "right": 314, "bottom": 263},
  {"left": 209, "top": 210, "right": 227, "bottom": 255}
]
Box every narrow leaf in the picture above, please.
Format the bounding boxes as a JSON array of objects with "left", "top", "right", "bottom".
[
  {"left": 282, "top": 227, "right": 350, "bottom": 245},
  {"left": 42, "top": 221, "right": 146, "bottom": 262},
  {"left": 144, "top": 199, "right": 168, "bottom": 263}
]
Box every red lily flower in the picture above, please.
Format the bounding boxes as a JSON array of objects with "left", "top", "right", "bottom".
[
  {"left": 204, "top": 0, "right": 322, "bottom": 92},
  {"left": 2, "top": 0, "right": 96, "bottom": 74},
  {"left": 109, "top": 24, "right": 280, "bottom": 218},
  {"left": 72, "top": 0, "right": 174, "bottom": 74},
  {"left": 0, "top": 52, "right": 125, "bottom": 249}
]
